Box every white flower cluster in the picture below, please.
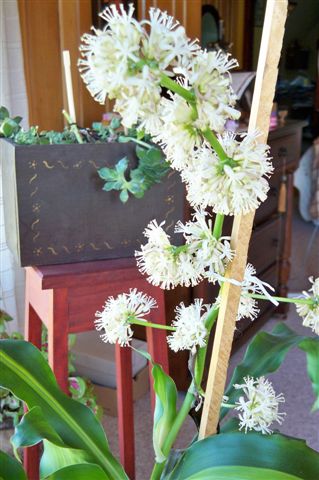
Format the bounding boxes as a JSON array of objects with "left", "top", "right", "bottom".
[
  {"left": 296, "top": 276, "right": 319, "bottom": 335},
  {"left": 182, "top": 50, "right": 240, "bottom": 133},
  {"left": 237, "top": 264, "right": 261, "bottom": 321},
  {"left": 79, "top": 4, "right": 198, "bottom": 129},
  {"left": 234, "top": 376, "right": 285, "bottom": 434},
  {"left": 150, "top": 51, "right": 240, "bottom": 167},
  {"left": 95, "top": 288, "right": 157, "bottom": 346},
  {"left": 135, "top": 210, "right": 233, "bottom": 290},
  {"left": 182, "top": 132, "right": 273, "bottom": 215},
  {"left": 167, "top": 299, "right": 210, "bottom": 353}
]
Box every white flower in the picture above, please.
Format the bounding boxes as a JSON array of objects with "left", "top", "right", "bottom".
[
  {"left": 175, "top": 208, "right": 234, "bottom": 279},
  {"left": 95, "top": 288, "right": 157, "bottom": 346},
  {"left": 182, "top": 131, "right": 273, "bottom": 215},
  {"left": 180, "top": 50, "right": 240, "bottom": 133},
  {"left": 296, "top": 276, "right": 319, "bottom": 335},
  {"left": 167, "top": 299, "right": 210, "bottom": 353},
  {"left": 135, "top": 220, "right": 201, "bottom": 289},
  {"left": 79, "top": 4, "right": 143, "bottom": 104},
  {"left": 150, "top": 91, "right": 201, "bottom": 169},
  {"left": 234, "top": 376, "right": 285, "bottom": 434},
  {"left": 79, "top": 5, "right": 198, "bottom": 129},
  {"left": 141, "top": 8, "right": 199, "bottom": 72},
  {"left": 237, "top": 264, "right": 260, "bottom": 321}
]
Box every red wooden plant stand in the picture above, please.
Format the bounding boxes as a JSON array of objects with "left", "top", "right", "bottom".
[{"left": 24, "top": 258, "right": 169, "bottom": 480}]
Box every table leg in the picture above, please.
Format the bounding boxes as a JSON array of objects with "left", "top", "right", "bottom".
[
  {"left": 115, "top": 344, "right": 135, "bottom": 480},
  {"left": 146, "top": 289, "right": 169, "bottom": 410},
  {"left": 48, "top": 289, "right": 69, "bottom": 394},
  {"left": 24, "top": 302, "right": 42, "bottom": 480}
]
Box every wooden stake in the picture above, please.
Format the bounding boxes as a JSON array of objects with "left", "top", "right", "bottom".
[
  {"left": 199, "top": 0, "right": 288, "bottom": 439},
  {"left": 62, "top": 50, "right": 77, "bottom": 123}
]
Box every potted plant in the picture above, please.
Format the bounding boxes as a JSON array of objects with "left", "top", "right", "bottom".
[{"left": 0, "top": 107, "right": 184, "bottom": 267}]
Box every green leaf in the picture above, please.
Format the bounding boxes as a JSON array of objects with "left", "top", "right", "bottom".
[
  {"left": 152, "top": 363, "right": 177, "bottom": 463},
  {"left": 12, "top": 116, "right": 22, "bottom": 124},
  {"left": 0, "top": 450, "right": 27, "bottom": 480},
  {"left": 44, "top": 463, "right": 110, "bottom": 479},
  {"left": 133, "top": 348, "right": 178, "bottom": 463},
  {"left": 0, "top": 105, "right": 10, "bottom": 120},
  {"left": 221, "top": 323, "right": 319, "bottom": 420},
  {"left": 116, "top": 157, "right": 129, "bottom": 175},
  {"left": 165, "top": 432, "right": 319, "bottom": 480},
  {"left": 119, "top": 189, "right": 129, "bottom": 203},
  {"left": 0, "top": 340, "right": 127, "bottom": 479},
  {"left": 11, "top": 406, "right": 65, "bottom": 457},
  {"left": 299, "top": 338, "right": 319, "bottom": 411},
  {"left": 184, "top": 466, "right": 302, "bottom": 479},
  {"left": 97, "top": 167, "right": 118, "bottom": 182},
  {"left": 40, "top": 440, "right": 91, "bottom": 478}
]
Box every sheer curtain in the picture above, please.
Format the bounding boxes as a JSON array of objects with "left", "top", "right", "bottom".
[{"left": 0, "top": 0, "right": 28, "bottom": 333}]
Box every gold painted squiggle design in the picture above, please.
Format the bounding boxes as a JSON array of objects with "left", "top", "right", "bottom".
[
  {"left": 168, "top": 181, "right": 176, "bottom": 191},
  {"left": 104, "top": 241, "right": 114, "bottom": 249},
  {"left": 89, "top": 160, "right": 99, "bottom": 169},
  {"left": 57, "top": 160, "right": 69, "bottom": 169},
  {"left": 164, "top": 206, "right": 175, "bottom": 222},
  {"left": 165, "top": 220, "right": 174, "bottom": 231},
  {"left": 62, "top": 246, "right": 70, "bottom": 253},
  {"left": 29, "top": 174, "right": 38, "bottom": 184},
  {"left": 32, "top": 232, "right": 40, "bottom": 242},
  {"left": 48, "top": 246, "right": 58, "bottom": 255},
  {"left": 30, "top": 187, "right": 38, "bottom": 197},
  {"left": 43, "top": 160, "right": 55, "bottom": 169},
  {"left": 90, "top": 243, "right": 101, "bottom": 251},
  {"left": 31, "top": 219, "right": 39, "bottom": 230},
  {"left": 72, "top": 161, "right": 83, "bottom": 169}
]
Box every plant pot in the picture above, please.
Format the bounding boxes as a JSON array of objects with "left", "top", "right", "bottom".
[{"left": 1, "top": 139, "right": 185, "bottom": 267}]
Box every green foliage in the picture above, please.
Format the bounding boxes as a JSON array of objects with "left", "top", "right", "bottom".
[
  {"left": 98, "top": 145, "right": 169, "bottom": 202},
  {"left": 221, "top": 323, "right": 319, "bottom": 422},
  {"left": 0, "top": 340, "right": 127, "bottom": 479},
  {"left": 0, "top": 106, "right": 22, "bottom": 138},
  {"left": 164, "top": 432, "right": 319, "bottom": 480},
  {"left": 0, "top": 450, "right": 27, "bottom": 480},
  {"left": 44, "top": 463, "right": 110, "bottom": 479},
  {"left": 134, "top": 348, "right": 177, "bottom": 463}
]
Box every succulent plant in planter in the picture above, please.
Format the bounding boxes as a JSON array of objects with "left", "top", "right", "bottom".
[{"left": 0, "top": 108, "right": 183, "bottom": 267}]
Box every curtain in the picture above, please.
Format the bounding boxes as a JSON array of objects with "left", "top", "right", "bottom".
[{"left": 0, "top": 0, "right": 29, "bottom": 333}]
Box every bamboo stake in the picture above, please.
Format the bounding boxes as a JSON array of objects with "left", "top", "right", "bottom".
[
  {"left": 62, "top": 50, "right": 77, "bottom": 123},
  {"left": 199, "top": 0, "right": 288, "bottom": 439}
]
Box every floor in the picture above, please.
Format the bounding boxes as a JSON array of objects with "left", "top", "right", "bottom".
[{"left": 0, "top": 207, "right": 318, "bottom": 479}]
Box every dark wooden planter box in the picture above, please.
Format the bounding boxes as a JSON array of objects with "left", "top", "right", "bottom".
[{"left": 1, "top": 139, "right": 185, "bottom": 267}]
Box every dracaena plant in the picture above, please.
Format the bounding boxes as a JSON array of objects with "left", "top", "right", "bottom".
[{"left": 1, "top": 4, "right": 319, "bottom": 480}]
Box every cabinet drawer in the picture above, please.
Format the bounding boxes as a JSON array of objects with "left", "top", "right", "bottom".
[
  {"left": 270, "top": 134, "right": 300, "bottom": 170},
  {"left": 248, "top": 217, "right": 281, "bottom": 273},
  {"left": 254, "top": 171, "right": 282, "bottom": 226}
]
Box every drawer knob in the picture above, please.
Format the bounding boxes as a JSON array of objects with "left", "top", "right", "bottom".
[{"left": 278, "top": 146, "right": 287, "bottom": 157}]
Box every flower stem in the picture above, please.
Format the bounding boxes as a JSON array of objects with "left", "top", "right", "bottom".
[
  {"left": 246, "top": 293, "right": 313, "bottom": 306},
  {"left": 160, "top": 74, "right": 195, "bottom": 104},
  {"left": 118, "top": 135, "right": 152, "bottom": 149},
  {"left": 202, "top": 128, "right": 228, "bottom": 161},
  {"left": 150, "top": 386, "right": 196, "bottom": 480},
  {"left": 62, "top": 110, "right": 83, "bottom": 144},
  {"left": 213, "top": 213, "right": 224, "bottom": 239},
  {"left": 129, "top": 318, "right": 176, "bottom": 331}
]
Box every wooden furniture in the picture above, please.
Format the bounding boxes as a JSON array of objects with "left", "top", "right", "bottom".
[{"left": 24, "top": 258, "right": 169, "bottom": 480}]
